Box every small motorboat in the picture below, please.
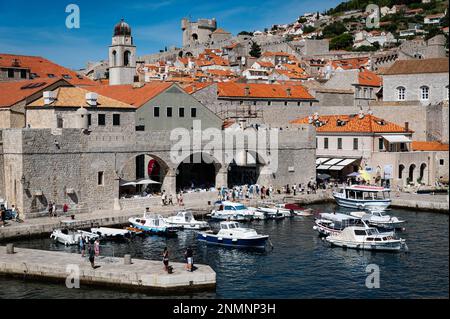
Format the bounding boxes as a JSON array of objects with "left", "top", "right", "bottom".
[
  {"left": 282, "top": 203, "right": 314, "bottom": 216},
  {"left": 326, "top": 222, "right": 408, "bottom": 252},
  {"left": 247, "top": 207, "right": 267, "bottom": 220},
  {"left": 209, "top": 201, "right": 254, "bottom": 222},
  {"left": 197, "top": 221, "right": 269, "bottom": 249},
  {"left": 128, "top": 213, "right": 179, "bottom": 236},
  {"left": 313, "top": 212, "right": 365, "bottom": 237},
  {"left": 91, "top": 227, "right": 132, "bottom": 240},
  {"left": 350, "top": 211, "right": 406, "bottom": 230},
  {"left": 164, "top": 211, "right": 209, "bottom": 230},
  {"left": 50, "top": 229, "right": 99, "bottom": 246},
  {"left": 257, "top": 206, "right": 288, "bottom": 219}
]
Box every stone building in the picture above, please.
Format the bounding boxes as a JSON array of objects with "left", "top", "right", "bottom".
[{"left": 181, "top": 18, "right": 218, "bottom": 47}]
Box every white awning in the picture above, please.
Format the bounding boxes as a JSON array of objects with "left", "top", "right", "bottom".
[
  {"left": 329, "top": 166, "right": 346, "bottom": 171},
  {"left": 337, "top": 158, "right": 358, "bottom": 166},
  {"left": 382, "top": 135, "right": 412, "bottom": 143},
  {"left": 316, "top": 157, "right": 330, "bottom": 165},
  {"left": 325, "top": 158, "right": 344, "bottom": 165},
  {"left": 317, "top": 165, "right": 332, "bottom": 170}
]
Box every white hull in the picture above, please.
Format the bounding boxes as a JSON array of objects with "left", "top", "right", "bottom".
[
  {"left": 327, "top": 238, "right": 405, "bottom": 251},
  {"left": 334, "top": 195, "right": 391, "bottom": 211}
]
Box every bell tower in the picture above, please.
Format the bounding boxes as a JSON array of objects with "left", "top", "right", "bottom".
[{"left": 109, "top": 19, "right": 136, "bottom": 85}]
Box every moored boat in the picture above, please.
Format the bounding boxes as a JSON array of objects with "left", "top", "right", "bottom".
[
  {"left": 50, "top": 229, "right": 99, "bottom": 246},
  {"left": 313, "top": 212, "right": 365, "bottom": 237},
  {"left": 164, "top": 211, "right": 209, "bottom": 230},
  {"left": 333, "top": 185, "right": 391, "bottom": 211},
  {"left": 209, "top": 201, "right": 254, "bottom": 222},
  {"left": 91, "top": 227, "right": 132, "bottom": 240},
  {"left": 283, "top": 203, "right": 314, "bottom": 216},
  {"left": 197, "top": 221, "right": 269, "bottom": 249},
  {"left": 326, "top": 223, "right": 407, "bottom": 252},
  {"left": 128, "top": 213, "right": 179, "bottom": 236},
  {"left": 350, "top": 211, "right": 406, "bottom": 230}
]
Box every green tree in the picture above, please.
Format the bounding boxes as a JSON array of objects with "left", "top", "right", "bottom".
[
  {"left": 303, "top": 25, "right": 316, "bottom": 33},
  {"left": 323, "top": 22, "right": 347, "bottom": 38},
  {"left": 330, "top": 33, "right": 354, "bottom": 50},
  {"left": 238, "top": 31, "right": 253, "bottom": 36},
  {"left": 249, "top": 41, "right": 262, "bottom": 58}
]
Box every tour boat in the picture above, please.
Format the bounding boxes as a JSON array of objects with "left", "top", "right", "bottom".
[
  {"left": 164, "top": 211, "right": 210, "bottom": 230},
  {"left": 91, "top": 227, "right": 132, "bottom": 240},
  {"left": 350, "top": 211, "right": 406, "bottom": 230},
  {"left": 333, "top": 185, "right": 391, "bottom": 211},
  {"left": 313, "top": 212, "right": 365, "bottom": 237},
  {"left": 209, "top": 201, "right": 254, "bottom": 222},
  {"left": 128, "top": 213, "right": 179, "bottom": 236},
  {"left": 50, "top": 229, "right": 99, "bottom": 246},
  {"left": 326, "top": 223, "right": 408, "bottom": 252},
  {"left": 197, "top": 221, "right": 270, "bottom": 249}
]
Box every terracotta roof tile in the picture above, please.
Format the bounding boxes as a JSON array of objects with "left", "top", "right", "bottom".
[
  {"left": 28, "top": 87, "right": 134, "bottom": 109},
  {"left": 291, "top": 114, "right": 413, "bottom": 133},
  {"left": 0, "top": 53, "right": 94, "bottom": 85},
  {"left": 331, "top": 57, "right": 369, "bottom": 70},
  {"left": 412, "top": 141, "right": 449, "bottom": 151},
  {"left": 218, "top": 82, "right": 315, "bottom": 100},
  {"left": 86, "top": 82, "right": 173, "bottom": 107},
  {"left": 182, "top": 82, "right": 214, "bottom": 94},
  {"left": 384, "top": 58, "right": 449, "bottom": 75},
  {"left": 0, "top": 78, "right": 65, "bottom": 108},
  {"left": 358, "top": 69, "right": 382, "bottom": 86}
]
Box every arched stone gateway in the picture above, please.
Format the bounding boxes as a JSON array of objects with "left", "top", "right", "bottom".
[
  {"left": 419, "top": 163, "right": 427, "bottom": 185},
  {"left": 227, "top": 150, "right": 267, "bottom": 188},
  {"left": 175, "top": 152, "right": 223, "bottom": 192}
]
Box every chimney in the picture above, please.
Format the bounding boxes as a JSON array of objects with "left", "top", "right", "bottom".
[
  {"left": 244, "top": 86, "right": 250, "bottom": 96},
  {"left": 286, "top": 87, "right": 292, "bottom": 97},
  {"left": 43, "top": 91, "right": 57, "bottom": 105},
  {"left": 85, "top": 92, "right": 98, "bottom": 107},
  {"left": 404, "top": 122, "right": 409, "bottom": 132}
]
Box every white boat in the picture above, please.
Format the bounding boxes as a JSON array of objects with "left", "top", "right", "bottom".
[
  {"left": 197, "top": 221, "right": 270, "bottom": 249},
  {"left": 257, "top": 206, "right": 290, "bottom": 218},
  {"left": 164, "top": 211, "right": 210, "bottom": 230},
  {"left": 247, "top": 207, "right": 267, "bottom": 220},
  {"left": 326, "top": 222, "right": 407, "bottom": 252},
  {"left": 209, "top": 201, "right": 254, "bottom": 222},
  {"left": 313, "top": 212, "right": 365, "bottom": 237},
  {"left": 50, "top": 229, "right": 99, "bottom": 246},
  {"left": 333, "top": 185, "right": 391, "bottom": 211},
  {"left": 128, "top": 213, "right": 179, "bottom": 236},
  {"left": 278, "top": 203, "right": 314, "bottom": 216},
  {"left": 350, "top": 211, "right": 406, "bottom": 230},
  {"left": 91, "top": 227, "right": 132, "bottom": 239}
]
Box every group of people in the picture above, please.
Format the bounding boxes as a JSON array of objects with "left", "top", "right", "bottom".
[
  {"left": 161, "top": 191, "right": 184, "bottom": 206},
  {"left": 0, "top": 204, "right": 20, "bottom": 227},
  {"left": 47, "top": 202, "right": 69, "bottom": 218},
  {"left": 162, "top": 246, "right": 194, "bottom": 274},
  {"left": 79, "top": 236, "right": 100, "bottom": 269}
]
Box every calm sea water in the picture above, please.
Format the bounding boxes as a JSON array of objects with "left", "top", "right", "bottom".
[{"left": 1, "top": 204, "right": 448, "bottom": 299}]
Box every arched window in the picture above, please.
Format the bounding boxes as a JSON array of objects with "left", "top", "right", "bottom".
[
  {"left": 408, "top": 164, "right": 416, "bottom": 183},
  {"left": 112, "top": 50, "right": 117, "bottom": 67},
  {"left": 124, "top": 51, "right": 131, "bottom": 66},
  {"left": 398, "top": 164, "right": 404, "bottom": 179},
  {"left": 420, "top": 86, "right": 429, "bottom": 101},
  {"left": 397, "top": 86, "right": 405, "bottom": 101},
  {"left": 192, "top": 33, "right": 198, "bottom": 41}
]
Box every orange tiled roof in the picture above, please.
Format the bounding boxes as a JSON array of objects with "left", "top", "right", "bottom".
[
  {"left": 384, "top": 58, "right": 449, "bottom": 75},
  {"left": 183, "top": 82, "right": 214, "bottom": 94},
  {"left": 358, "top": 69, "right": 382, "bottom": 86},
  {"left": 86, "top": 82, "right": 173, "bottom": 107},
  {"left": 331, "top": 57, "right": 369, "bottom": 70},
  {"left": 262, "top": 51, "right": 291, "bottom": 57},
  {"left": 212, "top": 28, "right": 231, "bottom": 34},
  {"left": 0, "top": 78, "right": 65, "bottom": 108},
  {"left": 218, "top": 82, "right": 315, "bottom": 100},
  {"left": 412, "top": 141, "right": 449, "bottom": 151},
  {"left": 255, "top": 61, "right": 275, "bottom": 68},
  {"left": 206, "top": 69, "right": 235, "bottom": 77},
  {"left": 0, "top": 53, "right": 94, "bottom": 85},
  {"left": 28, "top": 87, "right": 134, "bottom": 109},
  {"left": 273, "top": 69, "right": 308, "bottom": 80},
  {"left": 290, "top": 114, "right": 413, "bottom": 133}
]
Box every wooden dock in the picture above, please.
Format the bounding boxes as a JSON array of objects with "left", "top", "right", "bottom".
[{"left": 0, "top": 246, "right": 216, "bottom": 293}]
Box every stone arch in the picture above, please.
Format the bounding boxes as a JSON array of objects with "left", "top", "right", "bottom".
[
  {"left": 124, "top": 50, "right": 131, "bottom": 66},
  {"left": 185, "top": 52, "right": 193, "bottom": 57},
  {"left": 192, "top": 33, "right": 198, "bottom": 42},
  {"left": 227, "top": 149, "right": 268, "bottom": 188},
  {"left": 419, "top": 163, "right": 427, "bottom": 185},
  {"left": 175, "top": 152, "right": 223, "bottom": 192},
  {"left": 398, "top": 164, "right": 405, "bottom": 179},
  {"left": 112, "top": 50, "right": 117, "bottom": 67},
  {"left": 178, "top": 51, "right": 183, "bottom": 58}
]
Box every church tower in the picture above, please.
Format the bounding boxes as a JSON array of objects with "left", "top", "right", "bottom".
[{"left": 109, "top": 19, "right": 136, "bottom": 85}]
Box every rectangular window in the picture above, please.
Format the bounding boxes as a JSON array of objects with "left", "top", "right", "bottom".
[
  {"left": 98, "top": 114, "right": 106, "bottom": 126},
  {"left": 440, "top": 159, "right": 444, "bottom": 165},
  {"left": 179, "top": 107, "right": 185, "bottom": 118},
  {"left": 20, "top": 69, "right": 27, "bottom": 79},
  {"left": 284, "top": 101, "right": 288, "bottom": 106},
  {"left": 191, "top": 108, "right": 197, "bottom": 118},
  {"left": 87, "top": 114, "right": 92, "bottom": 126},
  {"left": 353, "top": 138, "right": 359, "bottom": 150},
  {"left": 267, "top": 101, "right": 272, "bottom": 106},
  {"left": 7, "top": 69, "right": 14, "bottom": 78},
  {"left": 338, "top": 138, "right": 343, "bottom": 150},
  {"left": 324, "top": 138, "right": 329, "bottom": 149},
  {"left": 154, "top": 106, "right": 160, "bottom": 117},
  {"left": 378, "top": 138, "right": 384, "bottom": 150},
  {"left": 167, "top": 107, "right": 173, "bottom": 117},
  {"left": 57, "top": 117, "right": 63, "bottom": 129},
  {"left": 113, "top": 114, "right": 120, "bottom": 126},
  {"left": 97, "top": 172, "right": 104, "bottom": 186}
]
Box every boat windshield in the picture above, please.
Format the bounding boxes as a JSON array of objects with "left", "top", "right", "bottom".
[
  {"left": 366, "top": 228, "right": 379, "bottom": 235},
  {"left": 234, "top": 205, "right": 247, "bottom": 210},
  {"left": 228, "top": 223, "right": 238, "bottom": 228}
]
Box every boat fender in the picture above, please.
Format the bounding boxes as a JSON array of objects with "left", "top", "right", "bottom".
[{"left": 218, "top": 238, "right": 223, "bottom": 241}]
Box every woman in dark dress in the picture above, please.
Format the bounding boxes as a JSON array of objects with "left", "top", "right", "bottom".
[{"left": 162, "top": 247, "right": 169, "bottom": 272}]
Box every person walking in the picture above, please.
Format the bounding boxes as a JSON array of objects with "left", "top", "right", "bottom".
[
  {"left": 94, "top": 239, "right": 100, "bottom": 257},
  {"left": 168, "top": 194, "right": 174, "bottom": 206},
  {"left": 48, "top": 202, "right": 53, "bottom": 217},
  {"left": 88, "top": 241, "right": 96, "bottom": 269},
  {"left": 185, "top": 246, "right": 194, "bottom": 272},
  {"left": 79, "top": 235, "right": 85, "bottom": 257},
  {"left": 161, "top": 190, "right": 167, "bottom": 206},
  {"left": 178, "top": 192, "right": 184, "bottom": 206},
  {"left": 63, "top": 203, "right": 69, "bottom": 214},
  {"left": 162, "top": 247, "right": 170, "bottom": 272},
  {"left": 52, "top": 202, "right": 57, "bottom": 217}
]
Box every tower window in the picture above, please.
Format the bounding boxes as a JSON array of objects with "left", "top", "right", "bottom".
[
  {"left": 338, "top": 138, "right": 343, "bottom": 150},
  {"left": 97, "top": 172, "right": 104, "bottom": 186},
  {"left": 98, "top": 114, "right": 106, "bottom": 126},
  {"left": 167, "top": 107, "right": 173, "bottom": 117},
  {"left": 154, "top": 106, "right": 160, "bottom": 117},
  {"left": 113, "top": 114, "right": 120, "bottom": 126},
  {"left": 124, "top": 51, "right": 131, "bottom": 66},
  {"left": 324, "top": 138, "right": 329, "bottom": 149}
]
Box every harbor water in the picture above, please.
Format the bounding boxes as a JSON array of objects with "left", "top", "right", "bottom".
[{"left": 0, "top": 204, "right": 448, "bottom": 299}]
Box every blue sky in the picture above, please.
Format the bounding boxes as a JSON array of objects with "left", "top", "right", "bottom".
[{"left": 0, "top": 0, "right": 342, "bottom": 69}]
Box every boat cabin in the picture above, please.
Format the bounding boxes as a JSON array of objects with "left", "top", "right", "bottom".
[
  {"left": 220, "top": 221, "right": 240, "bottom": 230},
  {"left": 338, "top": 186, "right": 391, "bottom": 200},
  {"left": 216, "top": 201, "right": 248, "bottom": 212}
]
